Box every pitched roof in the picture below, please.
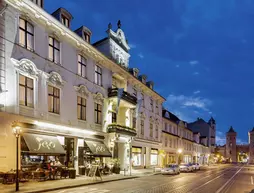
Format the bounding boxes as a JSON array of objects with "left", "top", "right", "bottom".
[
  {"left": 162, "top": 110, "right": 180, "bottom": 124},
  {"left": 227, "top": 126, "right": 236, "bottom": 133}
]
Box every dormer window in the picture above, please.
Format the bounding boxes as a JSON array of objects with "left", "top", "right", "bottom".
[
  {"left": 84, "top": 32, "right": 90, "bottom": 43},
  {"left": 142, "top": 77, "right": 146, "bottom": 84},
  {"left": 52, "top": 8, "right": 73, "bottom": 29},
  {"left": 30, "top": 0, "right": 43, "bottom": 8},
  {"left": 61, "top": 15, "right": 69, "bottom": 28}
]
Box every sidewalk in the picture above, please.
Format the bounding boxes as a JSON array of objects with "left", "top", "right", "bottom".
[
  {"left": 0, "top": 168, "right": 161, "bottom": 193},
  {"left": 0, "top": 174, "right": 138, "bottom": 193}
]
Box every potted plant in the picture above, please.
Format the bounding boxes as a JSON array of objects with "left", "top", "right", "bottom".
[{"left": 112, "top": 159, "right": 121, "bottom": 174}]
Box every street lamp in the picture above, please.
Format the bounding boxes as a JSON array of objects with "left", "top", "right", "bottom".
[
  {"left": 12, "top": 126, "right": 22, "bottom": 192},
  {"left": 177, "top": 149, "right": 182, "bottom": 164}
]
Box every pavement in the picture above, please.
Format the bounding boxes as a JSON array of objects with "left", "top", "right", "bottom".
[
  {"left": 0, "top": 167, "right": 161, "bottom": 193},
  {"left": 2, "top": 164, "right": 253, "bottom": 193},
  {"left": 42, "top": 164, "right": 254, "bottom": 193}
]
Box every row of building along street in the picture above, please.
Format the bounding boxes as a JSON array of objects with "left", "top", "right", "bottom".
[{"left": 0, "top": 0, "right": 219, "bottom": 180}]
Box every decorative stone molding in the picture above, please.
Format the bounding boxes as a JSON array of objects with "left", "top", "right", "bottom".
[
  {"left": 140, "top": 112, "right": 146, "bottom": 120},
  {"left": 11, "top": 58, "right": 40, "bottom": 77},
  {"left": 155, "top": 118, "right": 160, "bottom": 125},
  {"left": 149, "top": 116, "right": 155, "bottom": 123},
  {"left": 74, "top": 85, "right": 90, "bottom": 98},
  {"left": 93, "top": 92, "right": 104, "bottom": 104},
  {"left": 47, "top": 71, "right": 64, "bottom": 87}
]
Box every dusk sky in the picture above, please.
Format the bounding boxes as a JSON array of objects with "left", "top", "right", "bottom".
[{"left": 45, "top": 0, "right": 254, "bottom": 145}]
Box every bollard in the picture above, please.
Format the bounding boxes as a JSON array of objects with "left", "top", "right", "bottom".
[
  {"left": 154, "top": 167, "right": 156, "bottom": 173},
  {"left": 124, "top": 168, "right": 126, "bottom": 176}
]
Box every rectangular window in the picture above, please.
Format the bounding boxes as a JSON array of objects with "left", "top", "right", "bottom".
[
  {"left": 155, "top": 125, "right": 158, "bottom": 139},
  {"left": 140, "top": 120, "right": 144, "bottom": 135},
  {"left": 156, "top": 103, "right": 159, "bottom": 114},
  {"left": 141, "top": 93, "right": 145, "bottom": 107},
  {"left": 150, "top": 98, "right": 153, "bottom": 112},
  {"left": 164, "top": 123, "right": 167, "bottom": 131},
  {"left": 78, "top": 55, "right": 86, "bottom": 78},
  {"left": 77, "top": 96, "right": 86, "bottom": 120},
  {"left": 112, "top": 112, "right": 117, "bottom": 123},
  {"left": 150, "top": 123, "right": 153, "bottom": 138},
  {"left": 95, "top": 65, "right": 102, "bottom": 86},
  {"left": 48, "top": 37, "right": 60, "bottom": 64},
  {"left": 61, "top": 15, "right": 69, "bottom": 28},
  {"left": 132, "top": 117, "right": 137, "bottom": 128},
  {"left": 133, "top": 88, "right": 137, "bottom": 97},
  {"left": 19, "top": 74, "right": 34, "bottom": 107},
  {"left": 19, "top": 18, "right": 34, "bottom": 51},
  {"left": 94, "top": 103, "right": 102, "bottom": 124},
  {"left": 165, "top": 137, "right": 168, "bottom": 147},
  {"left": 48, "top": 85, "right": 60, "bottom": 114}
]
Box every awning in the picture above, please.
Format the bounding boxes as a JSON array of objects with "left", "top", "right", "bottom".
[
  {"left": 22, "top": 133, "right": 66, "bottom": 155},
  {"left": 85, "top": 140, "right": 112, "bottom": 157}
]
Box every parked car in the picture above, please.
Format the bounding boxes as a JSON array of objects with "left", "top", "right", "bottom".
[
  {"left": 161, "top": 164, "right": 180, "bottom": 175},
  {"left": 179, "top": 163, "right": 194, "bottom": 172},
  {"left": 191, "top": 163, "right": 200, "bottom": 170}
]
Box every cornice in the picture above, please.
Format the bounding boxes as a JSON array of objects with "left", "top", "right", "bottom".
[{"left": 6, "top": 0, "right": 165, "bottom": 103}]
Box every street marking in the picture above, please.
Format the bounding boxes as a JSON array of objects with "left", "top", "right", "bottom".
[
  {"left": 189, "top": 171, "right": 231, "bottom": 193},
  {"left": 215, "top": 166, "right": 243, "bottom": 193},
  {"left": 163, "top": 167, "right": 236, "bottom": 193},
  {"left": 251, "top": 176, "right": 253, "bottom": 185}
]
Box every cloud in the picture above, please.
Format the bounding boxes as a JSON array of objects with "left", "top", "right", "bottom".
[
  {"left": 236, "top": 138, "right": 248, "bottom": 145},
  {"left": 216, "top": 131, "right": 226, "bottom": 145},
  {"left": 193, "top": 90, "right": 200, "bottom": 94},
  {"left": 190, "top": 60, "right": 199, "bottom": 66},
  {"left": 193, "top": 72, "right": 199, "bottom": 75},
  {"left": 176, "top": 64, "right": 180, "bottom": 68},
  {"left": 165, "top": 94, "right": 212, "bottom": 122},
  {"left": 138, "top": 53, "right": 144, "bottom": 59},
  {"left": 129, "top": 43, "right": 137, "bottom": 49},
  {"left": 166, "top": 94, "right": 211, "bottom": 111}
]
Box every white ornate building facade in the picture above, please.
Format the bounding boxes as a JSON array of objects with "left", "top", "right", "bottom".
[{"left": 0, "top": 0, "right": 213, "bottom": 174}]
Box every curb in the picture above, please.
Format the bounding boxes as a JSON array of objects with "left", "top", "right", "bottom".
[{"left": 23, "top": 176, "right": 138, "bottom": 193}]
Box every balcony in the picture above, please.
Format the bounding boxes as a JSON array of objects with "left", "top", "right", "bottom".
[
  {"left": 108, "top": 88, "right": 137, "bottom": 107},
  {"left": 107, "top": 123, "right": 137, "bottom": 136}
]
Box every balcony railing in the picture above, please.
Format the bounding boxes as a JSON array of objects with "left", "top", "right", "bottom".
[
  {"left": 108, "top": 88, "right": 137, "bottom": 105},
  {"left": 107, "top": 123, "right": 137, "bottom": 136}
]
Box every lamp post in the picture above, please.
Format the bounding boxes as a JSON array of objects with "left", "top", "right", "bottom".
[
  {"left": 12, "top": 126, "right": 22, "bottom": 192},
  {"left": 177, "top": 148, "right": 182, "bottom": 164}
]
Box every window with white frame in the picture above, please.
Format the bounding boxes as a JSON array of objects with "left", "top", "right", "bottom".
[
  {"left": 61, "top": 15, "right": 69, "bottom": 28},
  {"left": 19, "top": 18, "right": 34, "bottom": 51},
  {"left": 77, "top": 96, "right": 86, "bottom": 120},
  {"left": 132, "top": 117, "right": 137, "bottom": 129},
  {"left": 156, "top": 102, "right": 159, "bottom": 114},
  {"left": 30, "top": 0, "right": 43, "bottom": 7},
  {"left": 48, "top": 85, "right": 60, "bottom": 114},
  {"left": 94, "top": 103, "right": 102, "bottom": 124},
  {"left": 165, "top": 136, "right": 168, "bottom": 147},
  {"left": 141, "top": 93, "right": 145, "bottom": 107},
  {"left": 95, "top": 65, "right": 102, "bottom": 86},
  {"left": 133, "top": 87, "right": 137, "bottom": 97},
  {"left": 140, "top": 120, "right": 144, "bottom": 135},
  {"left": 155, "top": 125, "right": 158, "bottom": 139},
  {"left": 112, "top": 112, "right": 117, "bottom": 123},
  {"left": 150, "top": 123, "right": 153, "bottom": 137},
  {"left": 19, "top": 74, "right": 34, "bottom": 107},
  {"left": 48, "top": 37, "right": 60, "bottom": 64},
  {"left": 150, "top": 98, "right": 153, "bottom": 112},
  {"left": 78, "top": 55, "right": 86, "bottom": 78},
  {"left": 164, "top": 123, "right": 167, "bottom": 131}
]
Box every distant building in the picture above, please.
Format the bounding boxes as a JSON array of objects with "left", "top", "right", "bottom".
[
  {"left": 187, "top": 117, "right": 216, "bottom": 153},
  {"left": 215, "top": 127, "right": 254, "bottom": 163}
]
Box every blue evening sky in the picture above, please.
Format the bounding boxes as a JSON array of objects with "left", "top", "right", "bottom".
[{"left": 45, "top": 0, "right": 254, "bottom": 145}]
